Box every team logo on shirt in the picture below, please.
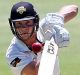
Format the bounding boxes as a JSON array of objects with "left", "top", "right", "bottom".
[{"left": 10, "top": 57, "right": 21, "bottom": 67}]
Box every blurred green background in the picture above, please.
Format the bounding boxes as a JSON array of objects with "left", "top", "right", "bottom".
[{"left": 0, "top": 0, "right": 80, "bottom": 75}]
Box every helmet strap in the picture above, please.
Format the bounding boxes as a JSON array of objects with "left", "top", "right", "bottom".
[{"left": 9, "top": 18, "right": 16, "bottom": 35}]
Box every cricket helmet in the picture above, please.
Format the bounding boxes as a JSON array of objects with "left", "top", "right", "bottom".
[{"left": 9, "top": 1, "right": 39, "bottom": 36}]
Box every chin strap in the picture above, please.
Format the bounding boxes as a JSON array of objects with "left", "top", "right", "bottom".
[{"left": 9, "top": 18, "right": 16, "bottom": 35}]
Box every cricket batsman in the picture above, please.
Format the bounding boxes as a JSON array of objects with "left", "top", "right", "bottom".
[{"left": 6, "top": 1, "right": 78, "bottom": 75}]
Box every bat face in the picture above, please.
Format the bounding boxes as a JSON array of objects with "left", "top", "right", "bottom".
[{"left": 38, "top": 37, "right": 58, "bottom": 75}]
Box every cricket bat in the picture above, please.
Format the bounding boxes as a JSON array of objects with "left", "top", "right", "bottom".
[{"left": 38, "top": 37, "right": 58, "bottom": 75}]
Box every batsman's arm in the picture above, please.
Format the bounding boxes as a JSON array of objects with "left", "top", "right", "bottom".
[{"left": 59, "top": 5, "right": 78, "bottom": 23}]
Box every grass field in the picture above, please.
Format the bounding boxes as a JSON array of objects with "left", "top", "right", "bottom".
[{"left": 0, "top": 0, "right": 80, "bottom": 75}]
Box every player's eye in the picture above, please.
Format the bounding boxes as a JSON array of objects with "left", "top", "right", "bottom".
[{"left": 14, "top": 20, "right": 34, "bottom": 28}]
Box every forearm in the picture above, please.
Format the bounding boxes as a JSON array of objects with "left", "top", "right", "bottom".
[{"left": 59, "top": 5, "right": 78, "bottom": 23}]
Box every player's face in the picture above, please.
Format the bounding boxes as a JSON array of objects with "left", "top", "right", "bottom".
[{"left": 15, "top": 20, "right": 35, "bottom": 40}]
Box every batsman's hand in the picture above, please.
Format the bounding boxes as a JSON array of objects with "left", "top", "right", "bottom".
[{"left": 53, "top": 25, "right": 70, "bottom": 48}]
